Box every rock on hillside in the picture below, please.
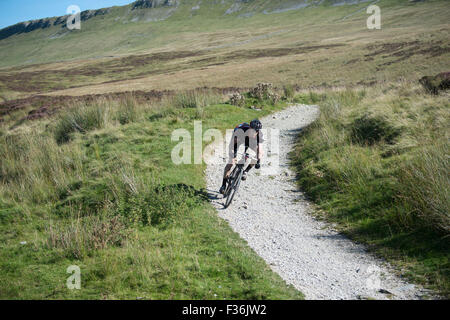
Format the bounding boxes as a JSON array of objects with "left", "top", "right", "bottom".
[
  {"left": 132, "top": 0, "right": 179, "bottom": 10},
  {"left": 0, "top": 8, "right": 109, "bottom": 41}
]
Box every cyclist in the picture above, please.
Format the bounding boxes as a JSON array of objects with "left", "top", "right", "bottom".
[{"left": 219, "top": 119, "right": 263, "bottom": 195}]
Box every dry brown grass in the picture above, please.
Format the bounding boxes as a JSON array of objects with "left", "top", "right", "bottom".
[{"left": 46, "top": 211, "right": 129, "bottom": 259}]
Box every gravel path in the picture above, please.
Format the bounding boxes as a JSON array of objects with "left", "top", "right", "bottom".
[{"left": 205, "top": 104, "right": 431, "bottom": 300}]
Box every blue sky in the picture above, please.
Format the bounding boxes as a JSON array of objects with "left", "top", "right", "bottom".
[{"left": 0, "top": 0, "right": 135, "bottom": 29}]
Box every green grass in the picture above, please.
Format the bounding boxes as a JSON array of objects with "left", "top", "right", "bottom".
[
  {"left": 291, "top": 82, "right": 450, "bottom": 296},
  {"left": 0, "top": 92, "right": 302, "bottom": 299}
]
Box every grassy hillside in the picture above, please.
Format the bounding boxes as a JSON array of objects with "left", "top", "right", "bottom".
[
  {"left": 0, "top": 0, "right": 449, "bottom": 299},
  {"left": 0, "top": 0, "right": 449, "bottom": 101}
]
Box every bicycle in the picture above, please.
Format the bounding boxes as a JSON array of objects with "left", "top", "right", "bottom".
[{"left": 223, "top": 153, "right": 259, "bottom": 209}]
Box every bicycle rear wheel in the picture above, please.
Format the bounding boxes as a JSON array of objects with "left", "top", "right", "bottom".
[{"left": 224, "top": 166, "right": 244, "bottom": 208}]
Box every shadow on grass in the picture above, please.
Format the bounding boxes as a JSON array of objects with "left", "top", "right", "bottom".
[{"left": 161, "top": 183, "right": 210, "bottom": 202}]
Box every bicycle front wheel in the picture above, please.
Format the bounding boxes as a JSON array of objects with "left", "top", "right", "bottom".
[
  {"left": 224, "top": 167, "right": 243, "bottom": 208},
  {"left": 224, "top": 166, "right": 238, "bottom": 198}
]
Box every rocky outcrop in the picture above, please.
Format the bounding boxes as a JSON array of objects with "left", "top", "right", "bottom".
[
  {"left": 0, "top": 8, "right": 109, "bottom": 41},
  {"left": 0, "top": 19, "right": 52, "bottom": 40},
  {"left": 131, "top": 0, "right": 178, "bottom": 10},
  {"left": 0, "top": 1, "right": 180, "bottom": 41},
  {"left": 80, "top": 9, "right": 110, "bottom": 21},
  {"left": 225, "top": 0, "right": 372, "bottom": 16}
]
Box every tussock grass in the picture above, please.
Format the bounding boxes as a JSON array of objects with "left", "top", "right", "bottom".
[
  {"left": 350, "top": 114, "right": 401, "bottom": 146},
  {"left": 0, "top": 132, "right": 85, "bottom": 205},
  {"left": 115, "top": 94, "right": 139, "bottom": 125},
  {"left": 282, "top": 84, "right": 295, "bottom": 102},
  {"left": 46, "top": 210, "right": 129, "bottom": 260},
  {"left": 54, "top": 102, "right": 106, "bottom": 144},
  {"left": 53, "top": 95, "right": 147, "bottom": 144},
  {"left": 170, "top": 89, "right": 224, "bottom": 120},
  {"left": 398, "top": 142, "right": 450, "bottom": 234},
  {"left": 172, "top": 89, "right": 223, "bottom": 112}
]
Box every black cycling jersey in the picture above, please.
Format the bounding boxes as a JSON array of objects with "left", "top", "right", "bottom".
[{"left": 231, "top": 122, "right": 264, "bottom": 156}]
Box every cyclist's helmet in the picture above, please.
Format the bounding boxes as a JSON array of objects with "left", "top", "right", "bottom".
[{"left": 250, "top": 119, "right": 262, "bottom": 131}]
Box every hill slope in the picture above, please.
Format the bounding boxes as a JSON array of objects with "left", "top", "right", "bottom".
[
  {"left": 0, "top": 0, "right": 379, "bottom": 67},
  {"left": 0, "top": 0, "right": 448, "bottom": 104}
]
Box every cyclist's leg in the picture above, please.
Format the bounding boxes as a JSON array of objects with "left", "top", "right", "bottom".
[
  {"left": 223, "top": 137, "right": 239, "bottom": 183},
  {"left": 221, "top": 148, "right": 237, "bottom": 189},
  {"left": 220, "top": 159, "right": 236, "bottom": 194},
  {"left": 244, "top": 163, "right": 255, "bottom": 173},
  {"left": 223, "top": 163, "right": 233, "bottom": 179},
  {"left": 243, "top": 145, "right": 257, "bottom": 173}
]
